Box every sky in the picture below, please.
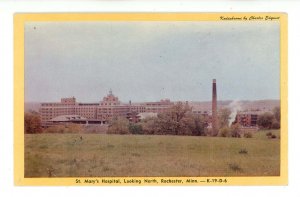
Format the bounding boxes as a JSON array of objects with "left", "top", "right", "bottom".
[{"left": 25, "top": 21, "right": 280, "bottom": 103}]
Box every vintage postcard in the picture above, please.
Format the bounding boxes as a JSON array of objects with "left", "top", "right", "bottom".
[{"left": 14, "top": 13, "right": 288, "bottom": 186}]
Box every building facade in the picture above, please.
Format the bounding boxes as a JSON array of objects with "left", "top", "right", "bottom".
[
  {"left": 39, "top": 91, "right": 173, "bottom": 127},
  {"left": 234, "top": 111, "right": 261, "bottom": 127}
]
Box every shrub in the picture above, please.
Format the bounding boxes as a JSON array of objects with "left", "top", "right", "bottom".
[
  {"left": 273, "top": 106, "right": 280, "bottom": 123},
  {"left": 129, "top": 123, "right": 143, "bottom": 135},
  {"left": 131, "top": 153, "right": 141, "bottom": 157},
  {"left": 140, "top": 117, "right": 159, "bottom": 135},
  {"left": 239, "top": 149, "right": 248, "bottom": 154},
  {"left": 232, "top": 132, "right": 241, "bottom": 138},
  {"left": 243, "top": 132, "right": 253, "bottom": 138},
  {"left": 230, "top": 124, "right": 241, "bottom": 138},
  {"left": 266, "top": 132, "right": 277, "bottom": 139},
  {"left": 228, "top": 163, "right": 242, "bottom": 172},
  {"left": 218, "top": 127, "right": 231, "bottom": 137},
  {"left": 271, "top": 134, "right": 277, "bottom": 139},
  {"left": 190, "top": 114, "right": 207, "bottom": 136},
  {"left": 271, "top": 121, "right": 280, "bottom": 129},
  {"left": 46, "top": 166, "right": 55, "bottom": 177},
  {"left": 218, "top": 108, "right": 231, "bottom": 128},
  {"left": 257, "top": 112, "right": 275, "bottom": 129},
  {"left": 107, "top": 117, "right": 130, "bottom": 134}
]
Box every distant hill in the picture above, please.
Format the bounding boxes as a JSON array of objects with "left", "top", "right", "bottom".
[
  {"left": 189, "top": 100, "right": 280, "bottom": 112},
  {"left": 25, "top": 102, "right": 40, "bottom": 112},
  {"left": 237, "top": 100, "right": 280, "bottom": 111},
  {"left": 189, "top": 100, "right": 231, "bottom": 112}
]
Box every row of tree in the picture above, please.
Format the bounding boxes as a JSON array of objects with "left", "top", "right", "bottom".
[
  {"left": 24, "top": 104, "right": 280, "bottom": 135},
  {"left": 257, "top": 106, "right": 280, "bottom": 129},
  {"left": 108, "top": 103, "right": 281, "bottom": 136},
  {"left": 108, "top": 102, "right": 207, "bottom": 136}
]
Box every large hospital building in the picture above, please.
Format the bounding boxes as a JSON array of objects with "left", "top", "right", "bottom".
[
  {"left": 39, "top": 85, "right": 269, "bottom": 128},
  {"left": 39, "top": 90, "right": 173, "bottom": 127}
]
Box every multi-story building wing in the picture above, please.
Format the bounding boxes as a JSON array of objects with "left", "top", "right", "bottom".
[
  {"left": 75, "top": 103, "right": 98, "bottom": 120},
  {"left": 234, "top": 111, "right": 263, "bottom": 127},
  {"left": 40, "top": 100, "right": 76, "bottom": 123},
  {"left": 144, "top": 99, "right": 173, "bottom": 113},
  {"left": 39, "top": 91, "right": 172, "bottom": 127}
]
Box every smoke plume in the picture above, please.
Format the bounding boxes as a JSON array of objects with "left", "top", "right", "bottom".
[{"left": 228, "top": 100, "right": 242, "bottom": 126}]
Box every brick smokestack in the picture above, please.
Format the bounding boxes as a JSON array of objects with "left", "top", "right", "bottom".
[{"left": 212, "top": 79, "right": 218, "bottom": 136}]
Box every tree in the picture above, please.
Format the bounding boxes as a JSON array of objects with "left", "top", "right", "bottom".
[
  {"left": 273, "top": 106, "right": 280, "bottom": 122},
  {"left": 141, "top": 102, "right": 207, "bottom": 136},
  {"left": 187, "top": 114, "right": 207, "bottom": 136},
  {"left": 155, "top": 102, "right": 192, "bottom": 135},
  {"left": 129, "top": 123, "right": 143, "bottom": 134},
  {"left": 272, "top": 106, "right": 280, "bottom": 129},
  {"left": 107, "top": 102, "right": 208, "bottom": 136},
  {"left": 24, "top": 111, "right": 42, "bottom": 134},
  {"left": 230, "top": 123, "right": 241, "bottom": 138},
  {"left": 257, "top": 112, "right": 275, "bottom": 129},
  {"left": 218, "top": 108, "right": 231, "bottom": 129},
  {"left": 107, "top": 117, "right": 130, "bottom": 134},
  {"left": 140, "top": 117, "right": 159, "bottom": 135},
  {"left": 271, "top": 121, "right": 280, "bottom": 129}
]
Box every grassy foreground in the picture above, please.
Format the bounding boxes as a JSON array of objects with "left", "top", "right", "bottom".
[{"left": 25, "top": 130, "right": 280, "bottom": 177}]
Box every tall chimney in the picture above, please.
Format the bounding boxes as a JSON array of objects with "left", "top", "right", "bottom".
[{"left": 212, "top": 79, "right": 218, "bottom": 136}]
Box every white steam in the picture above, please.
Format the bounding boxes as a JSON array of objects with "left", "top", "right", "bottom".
[{"left": 228, "top": 100, "right": 242, "bottom": 126}]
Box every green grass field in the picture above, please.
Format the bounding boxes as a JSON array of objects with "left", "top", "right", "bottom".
[{"left": 25, "top": 130, "right": 280, "bottom": 177}]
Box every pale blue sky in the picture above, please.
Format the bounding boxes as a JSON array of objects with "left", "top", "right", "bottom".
[{"left": 25, "top": 21, "right": 280, "bottom": 103}]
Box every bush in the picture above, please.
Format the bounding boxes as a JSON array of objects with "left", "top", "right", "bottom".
[
  {"left": 243, "top": 132, "right": 253, "bottom": 138},
  {"left": 129, "top": 123, "right": 143, "bottom": 135},
  {"left": 140, "top": 117, "right": 159, "bottom": 135},
  {"left": 271, "top": 134, "right": 277, "bottom": 139},
  {"left": 217, "top": 125, "right": 243, "bottom": 138},
  {"left": 257, "top": 112, "right": 275, "bottom": 129},
  {"left": 190, "top": 114, "right": 207, "bottom": 136},
  {"left": 273, "top": 106, "right": 280, "bottom": 123},
  {"left": 218, "top": 127, "right": 231, "bottom": 137},
  {"left": 228, "top": 163, "right": 242, "bottom": 172},
  {"left": 107, "top": 117, "right": 130, "bottom": 134},
  {"left": 239, "top": 149, "right": 248, "bottom": 154},
  {"left": 271, "top": 121, "right": 280, "bottom": 129},
  {"left": 230, "top": 124, "right": 241, "bottom": 138}
]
